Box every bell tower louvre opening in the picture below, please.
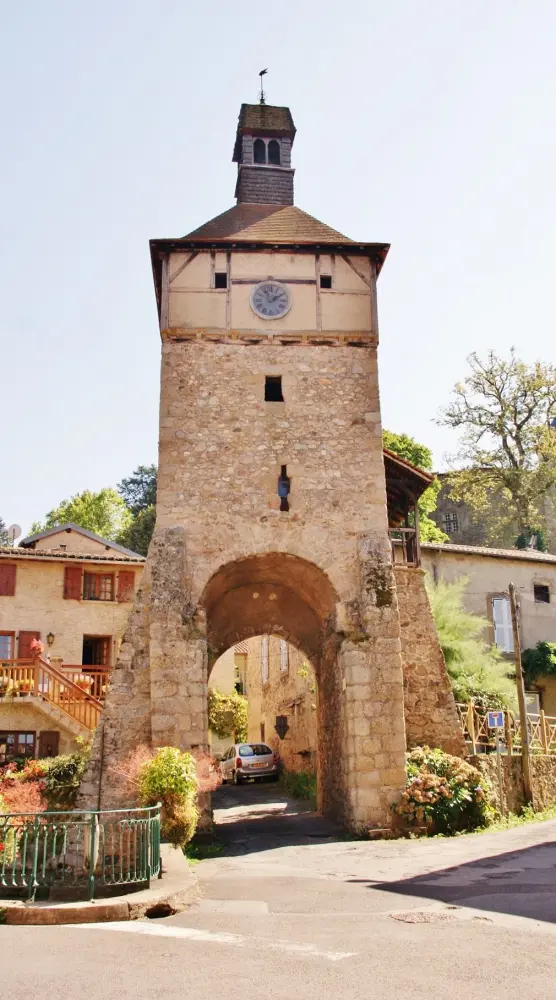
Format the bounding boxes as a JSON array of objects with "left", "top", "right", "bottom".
[{"left": 78, "top": 93, "right": 463, "bottom": 834}]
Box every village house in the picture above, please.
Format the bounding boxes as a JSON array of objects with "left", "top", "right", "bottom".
[{"left": 0, "top": 524, "right": 144, "bottom": 761}]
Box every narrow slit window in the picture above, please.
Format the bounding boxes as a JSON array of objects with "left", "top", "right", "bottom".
[
  {"left": 278, "top": 465, "right": 290, "bottom": 512},
  {"left": 320, "top": 274, "right": 332, "bottom": 289},
  {"left": 265, "top": 376, "right": 283, "bottom": 402},
  {"left": 214, "top": 272, "right": 227, "bottom": 289}
]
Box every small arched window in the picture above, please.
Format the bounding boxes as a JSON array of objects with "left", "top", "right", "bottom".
[
  {"left": 254, "top": 139, "right": 266, "bottom": 164},
  {"left": 268, "top": 140, "right": 281, "bottom": 165}
]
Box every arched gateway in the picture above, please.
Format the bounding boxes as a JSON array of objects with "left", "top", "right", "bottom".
[{"left": 79, "top": 98, "right": 463, "bottom": 832}]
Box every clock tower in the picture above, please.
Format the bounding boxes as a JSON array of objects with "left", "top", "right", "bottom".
[{"left": 80, "top": 98, "right": 462, "bottom": 833}]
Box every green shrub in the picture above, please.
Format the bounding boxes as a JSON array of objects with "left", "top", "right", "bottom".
[
  {"left": 394, "top": 746, "right": 493, "bottom": 835},
  {"left": 41, "top": 739, "right": 92, "bottom": 809},
  {"left": 208, "top": 688, "right": 248, "bottom": 742},
  {"left": 426, "top": 577, "right": 516, "bottom": 709},
  {"left": 280, "top": 769, "right": 317, "bottom": 807},
  {"left": 138, "top": 747, "right": 198, "bottom": 847},
  {"left": 522, "top": 641, "right": 556, "bottom": 684}
]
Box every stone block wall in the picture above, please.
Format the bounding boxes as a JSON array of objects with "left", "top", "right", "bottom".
[
  {"left": 470, "top": 754, "right": 556, "bottom": 813},
  {"left": 394, "top": 565, "right": 465, "bottom": 757}
]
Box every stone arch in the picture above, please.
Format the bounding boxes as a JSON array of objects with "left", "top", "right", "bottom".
[
  {"left": 201, "top": 552, "right": 345, "bottom": 817},
  {"left": 201, "top": 551, "right": 339, "bottom": 668}
]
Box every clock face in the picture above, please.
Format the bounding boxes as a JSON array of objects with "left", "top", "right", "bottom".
[{"left": 250, "top": 281, "right": 291, "bottom": 320}]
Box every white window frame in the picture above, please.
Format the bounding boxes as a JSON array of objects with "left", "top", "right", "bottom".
[
  {"left": 491, "top": 595, "right": 514, "bottom": 653},
  {"left": 261, "top": 636, "right": 269, "bottom": 684},
  {"left": 280, "top": 639, "right": 289, "bottom": 673}
]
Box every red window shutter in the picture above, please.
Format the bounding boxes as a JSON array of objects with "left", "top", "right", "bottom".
[
  {"left": 18, "top": 630, "right": 41, "bottom": 658},
  {"left": 0, "top": 564, "right": 16, "bottom": 597},
  {"left": 117, "top": 570, "right": 135, "bottom": 603},
  {"left": 64, "top": 566, "right": 82, "bottom": 600}
]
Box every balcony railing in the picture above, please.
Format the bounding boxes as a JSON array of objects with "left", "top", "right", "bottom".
[
  {"left": 457, "top": 702, "right": 556, "bottom": 755},
  {"left": 0, "top": 658, "right": 104, "bottom": 732},
  {"left": 0, "top": 804, "right": 161, "bottom": 902},
  {"left": 389, "top": 528, "right": 420, "bottom": 567}
]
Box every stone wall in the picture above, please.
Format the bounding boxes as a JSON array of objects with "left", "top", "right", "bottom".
[
  {"left": 0, "top": 701, "right": 79, "bottom": 756},
  {"left": 394, "top": 566, "right": 465, "bottom": 757},
  {"left": 470, "top": 754, "right": 556, "bottom": 813}
]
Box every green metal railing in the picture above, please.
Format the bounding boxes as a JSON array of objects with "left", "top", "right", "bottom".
[{"left": 0, "top": 804, "right": 161, "bottom": 902}]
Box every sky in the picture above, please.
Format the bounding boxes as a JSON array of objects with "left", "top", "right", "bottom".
[{"left": 2, "top": 0, "right": 555, "bottom": 534}]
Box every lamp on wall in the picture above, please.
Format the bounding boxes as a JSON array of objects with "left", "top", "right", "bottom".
[{"left": 46, "top": 632, "right": 55, "bottom": 647}]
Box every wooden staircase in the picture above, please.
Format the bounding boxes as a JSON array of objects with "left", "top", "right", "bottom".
[{"left": 0, "top": 658, "right": 106, "bottom": 732}]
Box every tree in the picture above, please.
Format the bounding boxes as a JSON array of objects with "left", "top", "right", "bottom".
[
  {"left": 117, "top": 505, "right": 156, "bottom": 557},
  {"left": 117, "top": 465, "right": 157, "bottom": 516},
  {"left": 439, "top": 350, "right": 556, "bottom": 547},
  {"left": 426, "top": 576, "right": 516, "bottom": 710},
  {"left": 0, "top": 518, "right": 9, "bottom": 545},
  {"left": 30, "top": 488, "right": 133, "bottom": 542},
  {"left": 383, "top": 429, "right": 448, "bottom": 542}
]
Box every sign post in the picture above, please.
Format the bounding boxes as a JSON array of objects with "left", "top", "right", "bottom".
[
  {"left": 487, "top": 710, "right": 506, "bottom": 815},
  {"left": 508, "top": 582, "right": 534, "bottom": 807}
]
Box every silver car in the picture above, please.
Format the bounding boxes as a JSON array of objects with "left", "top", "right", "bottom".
[{"left": 220, "top": 743, "right": 280, "bottom": 785}]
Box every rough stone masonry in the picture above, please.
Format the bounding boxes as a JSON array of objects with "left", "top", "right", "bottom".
[{"left": 79, "top": 99, "right": 463, "bottom": 832}]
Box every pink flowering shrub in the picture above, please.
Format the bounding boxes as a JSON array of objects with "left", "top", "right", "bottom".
[{"left": 394, "top": 746, "right": 492, "bottom": 835}]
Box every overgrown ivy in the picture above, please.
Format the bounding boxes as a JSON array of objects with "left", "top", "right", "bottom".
[
  {"left": 208, "top": 688, "right": 248, "bottom": 742},
  {"left": 522, "top": 641, "right": 556, "bottom": 684}
]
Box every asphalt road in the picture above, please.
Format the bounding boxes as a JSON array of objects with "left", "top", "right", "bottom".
[{"left": 4, "top": 784, "right": 556, "bottom": 1000}]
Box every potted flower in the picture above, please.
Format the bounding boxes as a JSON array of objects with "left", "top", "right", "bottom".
[
  {"left": 0, "top": 679, "right": 8, "bottom": 698},
  {"left": 29, "top": 638, "right": 45, "bottom": 659},
  {"left": 76, "top": 676, "right": 92, "bottom": 692},
  {"left": 18, "top": 679, "right": 32, "bottom": 696}
]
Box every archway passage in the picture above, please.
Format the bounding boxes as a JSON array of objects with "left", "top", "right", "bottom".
[{"left": 201, "top": 553, "right": 344, "bottom": 821}]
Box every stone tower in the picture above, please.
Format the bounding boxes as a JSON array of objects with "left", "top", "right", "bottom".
[{"left": 80, "top": 99, "right": 462, "bottom": 832}]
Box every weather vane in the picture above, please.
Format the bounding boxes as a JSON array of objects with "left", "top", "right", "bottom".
[{"left": 259, "top": 68, "right": 268, "bottom": 104}]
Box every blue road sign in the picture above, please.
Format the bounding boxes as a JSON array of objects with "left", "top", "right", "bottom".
[{"left": 487, "top": 710, "right": 504, "bottom": 729}]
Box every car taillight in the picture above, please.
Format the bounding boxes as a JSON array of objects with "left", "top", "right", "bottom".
[
  {"left": 236, "top": 757, "right": 243, "bottom": 768},
  {"left": 272, "top": 753, "right": 279, "bottom": 764}
]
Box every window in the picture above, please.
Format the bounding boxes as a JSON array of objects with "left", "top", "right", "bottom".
[
  {"left": 265, "top": 376, "right": 283, "bottom": 402},
  {"left": 278, "top": 465, "right": 291, "bottom": 512},
  {"left": 280, "top": 639, "right": 289, "bottom": 673},
  {"left": 268, "top": 139, "right": 281, "bottom": 165},
  {"left": 214, "top": 272, "right": 227, "bottom": 289},
  {"left": 83, "top": 573, "right": 114, "bottom": 601},
  {"left": 0, "top": 564, "right": 16, "bottom": 596},
  {"left": 525, "top": 692, "right": 541, "bottom": 717},
  {"left": 0, "top": 731, "right": 35, "bottom": 763},
  {"left": 254, "top": 138, "right": 266, "bottom": 164},
  {"left": 320, "top": 274, "right": 332, "bottom": 289},
  {"left": 534, "top": 584, "right": 550, "bottom": 604},
  {"left": 0, "top": 632, "right": 14, "bottom": 659},
  {"left": 261, "top": 636, "right": 269, "bottom": 684},
  {"left": 260, "top": 722, "right": 266, "bottom": 742},
  {"left": 82, "top": 636, "right": 111, "bottom": 667},
  {"left": 443, "top": 512, "right": 459, "bottom": 533},
  {"left": 491, "top": 596, "right": 514, "bottom": 653}
]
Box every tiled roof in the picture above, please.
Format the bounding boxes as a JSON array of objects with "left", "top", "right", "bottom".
[
  {"left": 238, "top": 104, "right": 295, "bottom": 134},
  {"left": 422, "top": 542, "right": 556, "bottom": 564},
  {"left": 20, "top": 523, "right": 143, "bottom": 559},
  {"left": 183, "top": 204, "right": 352, "bottom": 244},
  {"left": 0, "top": 547, "right": 144, "bottom": 564}
]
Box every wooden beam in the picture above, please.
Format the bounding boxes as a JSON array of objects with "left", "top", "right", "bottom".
[
  {"left": 340, "top": 254, "right": 373, "bottom": 289},
  {"left": 160, "top": 254, "right": 169, "bottom": 331},
  {"left": 169, "top": 251, "right": 199, "bottom": 284},
  {"left": 315, "top": 253, "right": 322, "bottom": 332}
]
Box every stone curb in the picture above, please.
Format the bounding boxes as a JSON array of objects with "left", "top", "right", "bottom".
[{"left": 1, "top": 845, "right": 199, "bottom": 926}]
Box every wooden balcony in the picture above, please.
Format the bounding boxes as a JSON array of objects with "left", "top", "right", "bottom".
[
  {"left": 389, "top": 527, "right": 420, "bottom": 568},
  {"left": 0, "top": 658, "right": 106, "bottom": 732}
]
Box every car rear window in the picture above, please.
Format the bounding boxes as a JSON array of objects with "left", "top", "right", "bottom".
[{"left": 238, "top": 744, "right": 272, "bottom": 757}]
